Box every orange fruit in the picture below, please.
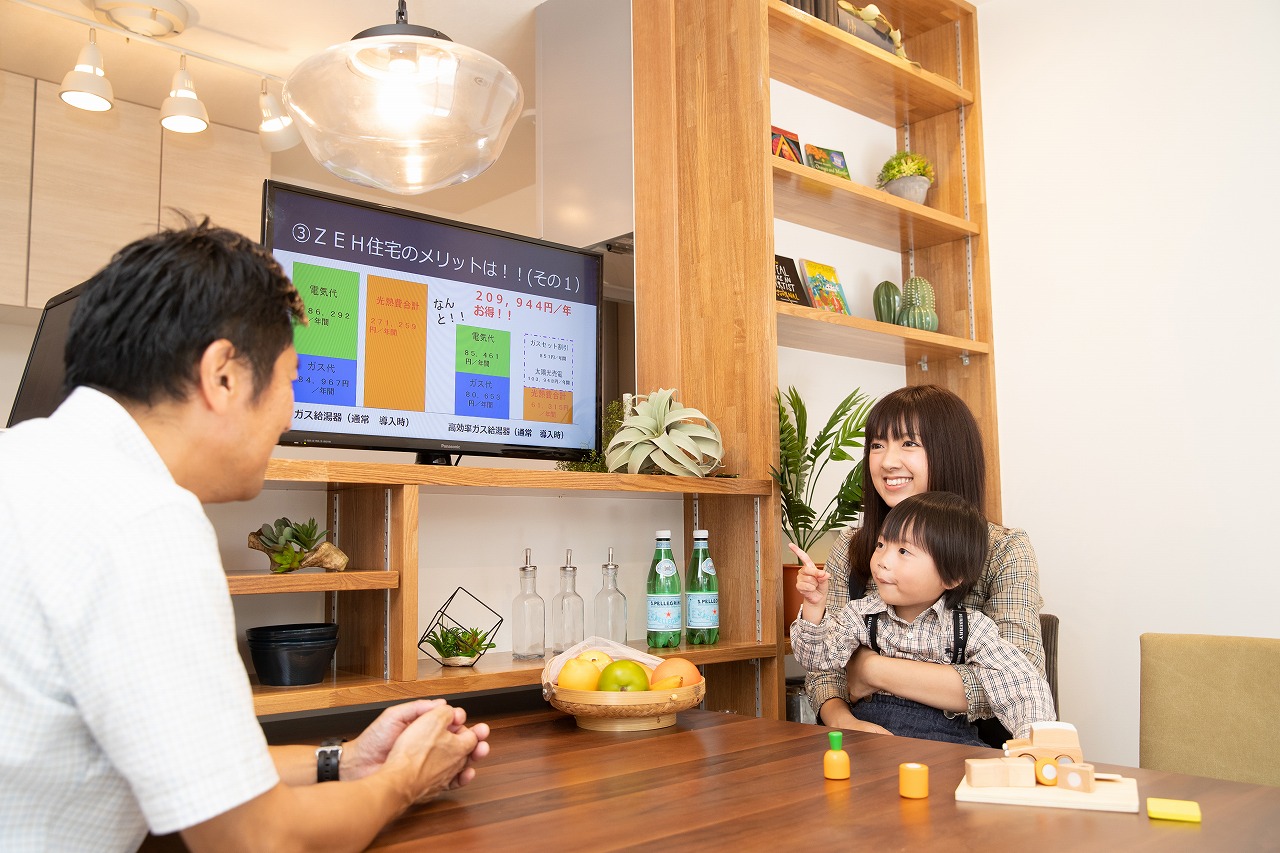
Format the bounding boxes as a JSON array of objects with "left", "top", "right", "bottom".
[
  {"left": 557, "top": 657, "right": 601, "bottom": 691},
  {"left": 638, "top": 662, "right": 655, "bottom": 681},
  {"left": 576, "top": 649, "right": 614, "bottom": 671},
  {"left": 652, "top": 657, "right": 702, "bottom": 686}
]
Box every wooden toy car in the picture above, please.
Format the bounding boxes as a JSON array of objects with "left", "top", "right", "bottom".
[{"left": 1003, "top": 721, "right": 1084, "bottom": 765}]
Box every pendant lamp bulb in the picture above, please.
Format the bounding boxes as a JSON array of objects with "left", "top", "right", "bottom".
[{"left": 59, "top": 27, "right": 115, "bottom": 112}]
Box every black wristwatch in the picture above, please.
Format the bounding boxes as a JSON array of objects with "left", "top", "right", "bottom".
[{"left": 316, "top": 737, "right": 344, "bottom": 783}]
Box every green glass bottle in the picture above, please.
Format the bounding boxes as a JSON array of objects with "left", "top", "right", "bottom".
[
  {"left": 646, "top": 529, "right": 682, "bottom": 648},
  {"left": 685, "top": 529, "right": 718, "bottom": 645}
]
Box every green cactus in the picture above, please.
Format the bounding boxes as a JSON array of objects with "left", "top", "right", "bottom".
[
  {"left": 896, "top": 276, "right": 939, "bottom": 332},
  {"left": 873, "top": 280, "right": 901, "bottom": 324}
]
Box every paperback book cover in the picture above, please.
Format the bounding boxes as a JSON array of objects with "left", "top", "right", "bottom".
[
  {"left": 799, "top": 259, "right": 851, "bottom": 315},
  {"left": 771, "top": 125, "right": 803, "bottom": 163},
  {"left": 803, "top": 143, "right": 851, "bottom": 180},
  {"left": 774, "top": 255, "right": 812, "bottom": 307}
]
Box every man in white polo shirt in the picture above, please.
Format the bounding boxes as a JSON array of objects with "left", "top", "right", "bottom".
[{"left": 0, "top": 221, "right": 489, "bottom": 852}]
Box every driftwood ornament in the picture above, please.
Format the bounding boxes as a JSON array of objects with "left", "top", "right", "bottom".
[{"left": 247, "top": 530, "right": 349, "bottom": 573}]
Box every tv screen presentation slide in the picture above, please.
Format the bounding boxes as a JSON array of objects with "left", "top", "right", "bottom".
[{"left": 264, "top": 184, "right": 601, "bottom": 457}]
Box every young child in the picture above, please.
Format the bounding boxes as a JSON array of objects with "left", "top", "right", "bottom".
[{"left": 790, "top": 491, "right": 1055, "bottom": 746}]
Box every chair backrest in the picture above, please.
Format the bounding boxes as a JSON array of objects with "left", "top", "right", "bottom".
[
  {"left": 1040, "top": 612, "right": 1059, "bottom": 712},
  {"left": 1140, "top": 633, "right": 1280, "bottom": 786}
]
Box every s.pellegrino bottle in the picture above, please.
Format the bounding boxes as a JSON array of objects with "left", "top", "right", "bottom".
[
  {"left": 685, "top": 528, "right": 718, "bottom": 645},
  {"left": 550, "top": 549, "right": 584, "bottom": 653},
  {"left": 594, "top": 547, "right": 627, "bottom": 643},
  {"left": 646, "top": 530, "right": 682, "bottom": 648},
  {"left": 511, "top": 548, "right": 544, "bottom": 660}
]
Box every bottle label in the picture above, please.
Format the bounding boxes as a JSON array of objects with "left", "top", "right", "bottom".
[
  {"left": 647, "top": 594, "right": 682, "bottom": 630},
  {"left": 700, "top": 558, "right": 716, "bottom": 576},
  {"left": 687, "top": 592, "right": 719, "bottom": 628},
  {"left": 654, "top": 558, "right": 677, "bottom": 578}
]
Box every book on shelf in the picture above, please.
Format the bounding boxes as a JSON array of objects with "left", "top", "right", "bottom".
[
  {"left": 774, "top": 255, "right": 812, "bottom": 307},
  {"left": 798, "top": 259, "right": 851, "bottom": 316},
  {"left": 771, "top": 125, "right": 803, "bottom": 163},
  {"left": 803, "top": 144, "right": 851, "bottom": 180}
]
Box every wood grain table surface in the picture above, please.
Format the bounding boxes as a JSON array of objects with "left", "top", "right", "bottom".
[{"left": 355, "top": 707, "right": 1280, "bottom": 852}]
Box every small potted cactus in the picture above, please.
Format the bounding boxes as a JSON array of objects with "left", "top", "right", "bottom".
[
  {"left": 248, "top": 516, "right": 349, "bottom": 573},
  {"left": 876, "top": 151, "right": 935, "bottom": 204}
]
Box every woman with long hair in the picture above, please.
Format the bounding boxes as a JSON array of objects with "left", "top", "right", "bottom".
[{"left": 800, "top": 384, "right": 1045, "bottom": 744}]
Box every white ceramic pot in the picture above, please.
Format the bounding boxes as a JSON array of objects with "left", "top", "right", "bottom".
[{"left": 883, "top": 175, "right": 931, "bottom": 204}]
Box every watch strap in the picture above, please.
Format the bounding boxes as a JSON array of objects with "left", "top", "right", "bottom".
[{"left": 316, "top": 737, "right": 344, "bottom": 783}]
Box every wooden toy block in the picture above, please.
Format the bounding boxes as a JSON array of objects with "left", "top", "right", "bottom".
[
  {"left": 1004, "top": 721, "right": 1085, "bottom": 764},
  {"left": 1147, "top": 797, "right": 1202, "bottom": 823},
  {"left": 1033, "top": 756, "right": 1059, "bottom": 785},
  {"left": 965, "top": 757, "right": 1035, "bottom": 788},
  {"left": 1060, "top": 763, "right": 1096, "bottom": 793}
]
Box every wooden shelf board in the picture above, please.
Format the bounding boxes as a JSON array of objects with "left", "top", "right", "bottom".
[
  {"left": 767, "top": 0, "right": 973, "bottom": 126},
  {"left": 264, "top": 459, "right": 772, "bottom": 497},
  {"left": 773, "top": 159, "right": 977, "bottom": 251},
  {"left": 776, "top": 302, "right": 991, "bottom": 365},
  {"left": 227, "top": 569, "right": 398, "bottom": 596},
  {"left": 250, "top": 639, "right": 778, "bottom": 716}
]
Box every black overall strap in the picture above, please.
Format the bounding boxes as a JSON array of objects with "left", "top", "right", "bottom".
[
  {"left": 865, "top": 612, "right": 881, "bottom": 654},
  {"left": 949, "top": 605, "right": 969, "bottom": 664}
]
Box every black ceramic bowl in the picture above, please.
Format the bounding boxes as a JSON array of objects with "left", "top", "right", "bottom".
[
  {"left": 246, "top": 622, "right": 338, "bottom": 643},
  {"left": 250, "top": 637, "right": 339, "bottom": 686}
]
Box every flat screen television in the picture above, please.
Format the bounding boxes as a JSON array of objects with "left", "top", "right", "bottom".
[
  {"left": 5, "top": 282, "right": 85, "bottom": 429},
  {"left": 263, "top": 181, "right": 604, "bottom": 463}
]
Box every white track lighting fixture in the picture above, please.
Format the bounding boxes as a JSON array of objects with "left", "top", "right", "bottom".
[
  {"left": 58, "top": 28, "right": 114, "bottom": 112},
  {"left": 258, "top": 80, "right": 302, "bottom": 152},
  {"left": 160, "top": 55, "right": 209, "bottom": 133}
]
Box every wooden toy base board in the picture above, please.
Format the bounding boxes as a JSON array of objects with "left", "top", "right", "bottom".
[{"left": 955, "top": 777, "right": 1139, "bottom": 813}]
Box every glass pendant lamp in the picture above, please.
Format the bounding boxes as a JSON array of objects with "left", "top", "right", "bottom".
[{"left": 283, "top": 0, "right": 524, "bottom": 195}]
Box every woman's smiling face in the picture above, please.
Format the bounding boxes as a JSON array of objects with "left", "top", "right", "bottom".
[{"left": 868, "top": 433, "right": 929, "bottom": 507}]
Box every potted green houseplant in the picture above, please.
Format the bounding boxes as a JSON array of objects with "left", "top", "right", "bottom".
[
  {"left": 605, "top": 389, "right": 724, "bottom": 477},
  {"left": 876, "top": 150, "right": 935, "bottom": 204},
  {"left": 772, "top": 386, "right": 874, "bottom": 632},
  {"left": 420, "top": 625, "right": 498, "bottom": 666}
]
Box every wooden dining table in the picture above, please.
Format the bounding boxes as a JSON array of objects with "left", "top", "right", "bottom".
[{"left": 355, "top": 706, "right": 1280, "bottom": 851}]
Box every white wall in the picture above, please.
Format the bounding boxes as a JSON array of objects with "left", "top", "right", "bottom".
[{"left": 979, "top": 0, "right": 1280, "bottom": 764}]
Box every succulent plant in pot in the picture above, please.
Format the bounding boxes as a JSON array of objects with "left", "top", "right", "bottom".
[
  {"left": 772, "top": 386, "right": 874, "bottom": 633},
  {"left": 876, "top": 151, "right": 936, "bottom": 204},
  {"left": 605, "top": 389, "right": 724, "bottom": 477},
  {"left": 420, "top": 625, "right": 498, "bottom": 666}
]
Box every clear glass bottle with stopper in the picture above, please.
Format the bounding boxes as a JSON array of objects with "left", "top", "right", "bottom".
[
  {"left": 511, "top": 548, "right": 544, "bottom": 660},
  {"left": 550, "top": 549, "right": 584, "bottom": 653},
  {"left": 593, "top": 547, "right": 627, "bottom": 643}
]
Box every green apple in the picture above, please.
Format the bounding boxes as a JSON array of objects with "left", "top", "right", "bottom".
[{"left": 596, "top": 659, "right": 650, "bottom": 691}]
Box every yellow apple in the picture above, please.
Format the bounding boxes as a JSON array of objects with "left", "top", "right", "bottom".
[{"left": 557, "top": 657, "right": 601, "bottom": 691}]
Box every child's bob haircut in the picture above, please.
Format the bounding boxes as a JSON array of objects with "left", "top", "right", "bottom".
[{"left": 879, "top": 492, "right": 989, "bottom": 608}]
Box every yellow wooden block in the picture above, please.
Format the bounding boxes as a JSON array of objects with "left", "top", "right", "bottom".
[{"left": 1146, "top": 797, "right": 1202, "bottom": 823}]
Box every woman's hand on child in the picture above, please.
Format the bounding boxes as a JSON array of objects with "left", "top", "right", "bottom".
[{"left": 788, "top": 543, "right": 828, "bottom": 606}]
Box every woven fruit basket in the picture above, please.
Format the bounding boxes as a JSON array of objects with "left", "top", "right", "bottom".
[
  {"left": 546, "top": 680, "right": 706, "bottom": 731},
  {"left": 540, "top": 636, "right": 706, "bottom": 731}
]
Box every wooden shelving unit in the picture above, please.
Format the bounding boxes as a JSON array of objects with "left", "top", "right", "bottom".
[{"left": 245, "top": 459, "right": 774, "bottom": 717}]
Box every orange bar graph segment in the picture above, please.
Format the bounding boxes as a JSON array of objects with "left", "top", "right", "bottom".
[
  {"left": 524, "top": 387, "right": 573, "bottom": 424},
  {"left": 365, "top": 275, "right": 427, "bottom": 412}
]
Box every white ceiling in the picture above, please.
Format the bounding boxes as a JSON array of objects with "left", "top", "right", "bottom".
[{"left": 0, "top": 0, "right": 548, "bottom": 219}]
